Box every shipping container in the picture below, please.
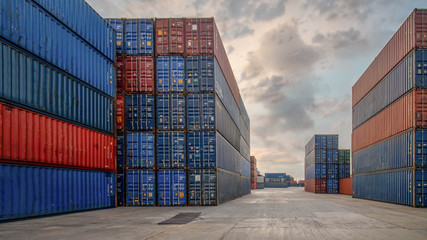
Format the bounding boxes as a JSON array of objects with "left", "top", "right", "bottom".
[
  {"left": 339, "top": 178, "right": 352, "bottom": 195},
  {"left": 155, "top": 19, "right": 185, "bottom": 55},
  {"left": 116, "top": 95, "right": 125, "bottom": 130},
  {"left": 156, "top": 56, "right": 185, "bottom": 92},
  {"left": 106, "top": 19, "right": 124, "bottom": 54},
  {"left": 240, "top": 136, "right": 250, "bottom": 161},
  {"left": 32, "top": 0, "right": 115, "bottom": 60},
  {"left": 0, "top": 102, "right": 115, "bottom": 171},
  {"left": 240, "top": 97, "right": 250, "bottom": 132},
  {"left": 0, "top": 41, "right": 114, "bottom": 133},
  {"left": 157, "top": 169, "right": 186, "bottom": 206},
  {"left": 156, "top": 132, "right": 185, "bottom": 168},
  {"left": 305, "top": 135, "right": 327, "bottom": 155},
  {"left": 188, "top": 169, "right": 216, "bottom": 206},
  {"left": 239, "top": 114, "right": 250, "bottom": 148},
  {"left": 184, "top": 18, "right": 240, "bottom": 107},
  {"left": 338, "top": 164, "right": 351, "bottom": 178},
  {"left": 0, "top": 1, "right": 115, "bottom": 97},
  {"left": 241, "top": 156, "right": 250, "bottom": 177},
  {"left": 265, "top": 173, "right": 286, "bottom": 178},
  {"left": 117, "top": 170, "right": 125, "bottom": 206},
  {"left": 352, "top": 89, "right": 427, "bottom": 152},
  {"left": 187, "top": 131, "right": 241, "bottom": 174},
  {"left": 338, "top": 149, "right": 350, "bottom": 164},
  {"left": 305, "top": 149, "right": 326, "bottom": 166},
  {"left": 327, "top": 164, "right": 339, "bottom": 179},
  {"left": 241, "top": 176, "right": 251, "bottom": 195},
  {"left": 126, "top": 132, "right": 155, "bottom": 168},
  {"left": 120, "top": 56, "right": 155, "bottom": 93},
  {"left": 327, "top": 179, "right": 339, "bottom": 194},
  {"left": 352, "top": 9, "right": 427, "bottom": 107},
  {"left": 305, "top": 164, "right": 326, "bottom": 179},
  {"left": 125, "top": 94, "right": 155, "bottom": 131},
  {"left": 264, "top": 182, "right": 288, "bottom": 188},
  {"left": 326, "top": 135, "right": 339, "bottom": 149},
  {"left": 251, "top": 182, "right": 257, "bottom": 189},
  {"left": 126, "top": 169, "right": 155, "bottom": 206},
  {"left": 256, "top": 176, "right": 264, "bottom": 183},
  {"left": 0, "top": 163, "right": 115, "bottom": 220},
  {"left": 326, "top": 150, "right": 339, "bottom": 164},
  {"left": 116, "top": 55, "right": 125, "bottom": 91},
  {"left": 117, "top": 133, "right": 124, "bottom": 168},
  {"left": 156, "top": 94, "right": 185, "bottom": 130},
  {"left": 304, "top": 178, "right": 326, "bottom": 193},
  {"left": 124, "top": 19, "right": 154, "bottom": 55},
  {"left": 217, "top": 169, "right": 242, "bottom": 203},
  {"left": 256, "top": 182, "right": 264, "bottom": 189},
  {"left": 353, "top": 129, "right": 427, "bottom": 174}
]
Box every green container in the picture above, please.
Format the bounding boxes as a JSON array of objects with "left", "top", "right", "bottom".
[{"left": 338, "top": 149, "right": 350, "bottom": 164}]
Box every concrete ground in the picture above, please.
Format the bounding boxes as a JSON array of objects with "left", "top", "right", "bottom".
[{"left": 1, "top": 188, "right": 427, "bottom": 240}]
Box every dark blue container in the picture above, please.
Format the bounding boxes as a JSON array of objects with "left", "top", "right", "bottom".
[
  {"left": 156, "top": 94, "right": 185, "bottom": 130},
  {"left": 0, "top": 163, "right": 115, "bottom": 220},
  {"left": 327, "top": 150, "right": 339, "bottom": 164},
  {"left": 117, "top": 133, "right": 124, "bottom": 168},
  {"left": 157, "top": 132, "right": 186, "bottom": 168},
  {"left": 106, "top": 19, "right": 124, "bottom": 54},
  {"left": 326, "top": 135, "right": 338, "bottom": 149},
  {"left": 241, "top": 157, "right": 250, "bottom": 177},
  {"left": 188, "top": 169, "right": 216, "bottom": 206},
  {"left": 125, "top": 94, "right": 155, "bottom": 131},
  {"left": 265, "top": 173, "right": 287, "bottom": 178},
  {"left": 264, "top": 182, "right": 288, "bottom": 188},
  {"left": 339, "top": 164, "right": 351, "bottom": 178},
  {"left": 305, "top": 149, "right": 326, "bottom": 166},
  {"left": 305, "top": 135, "right": 327, "bottom": 155},
  {"left": 126, "top": 169, "right": 155, "bottom": 206},
  {"left": 0, "top": 41, "right": 114, "bottom": 133},
  {"left": 240, "top": 136, "right": 250, "bottom": 161},
  {"left": 126, "top": 132, "right": 155, "bottom": 168},
  {"left": 117, "top": 170, "right": 125, "bottom": 206},
  {"left": 156, "top": 56, "right": 185, "bottom": 92},
  {"left": 327, "top": 164, "right": 339, "bottom": 179},
  {"left": 157, "top": 169, "right": 186, "bottom": 206},
  {"left": 124, "top": 19, "right": 154, "bottom": 55},
  {"left": 32, "top": 0, "right": 115, "bottom": 60},
  {"left": 305, "top": 164, "right": 326, "bottom": 179},
  {"left": 0, "top": 1, "right": 115, "bottom": 97},
  {"left": 415, "top": 130, "right": 427, "bottom": 167},
  {"left": 327, "top": 179, "right": 339, "bottom": 194},
  {"left": 241, "top": 176, "right": 251, "bottom": 196},
  {"left": 415, "top": 169, "right": 427, "bottom": 207},
  {"left": 187, "top": 94, "right": 215, "bottom": 130}
]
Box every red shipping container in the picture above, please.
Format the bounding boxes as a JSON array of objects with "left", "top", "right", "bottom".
[
  {"left": 352, "top": 89, "right": 427, "bottom": 152},
  {"left": 185, "top": 18, "right": 241, "bottom": 108},
  {"left": 116, "top": 95, "right": 124, "bottom": 130},
  {"left": 305, "top": 179, "right": 327, "bottom": 193},
  {"left": 117, "top": 56, "right": 155, "bottom": 93},
  {"left": 353, "top": 9, "right": 427, "bottom": 107},
  {"left": 339, "top": 178, "right": 352, "bottom": 195},
  {"left": 155, "top": 18, "right": 185, "bottom": 54},
  {"left": 0, "top": 103, "right": 116, "bottom": 171},
  {"left": 251, "top": 183, "right": 257, "bottom": 190}
]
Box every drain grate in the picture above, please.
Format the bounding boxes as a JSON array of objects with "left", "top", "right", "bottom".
[{"left": 158, "top": 212, "right": 201, "bottom": 225}]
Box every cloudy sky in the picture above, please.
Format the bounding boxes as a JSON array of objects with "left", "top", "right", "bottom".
[{"left": 88, "top": 0, "right": 427, "bottom": 180}]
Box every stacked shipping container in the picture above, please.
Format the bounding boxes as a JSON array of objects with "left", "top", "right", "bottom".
[
  {"left": 352, "top": 9, "right": 427, "bottom": 207},
  {"left": 107, "top": 17, "right": 250, "bottom": 206},
  {"left": 256, "top": 175, "right": 265, "bottom": 189},
  {"left": 250, "top": 156, "right": 257, "bottom": 189},
  {"left": 264, "top": 173, "right": 290, "bottom": 188},
  {"left": 0, "top": 0, "right": 116, "bottom": 220}
]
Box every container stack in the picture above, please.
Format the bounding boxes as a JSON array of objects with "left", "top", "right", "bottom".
[
  {"left": 107, "top": 17, "right": 251, "bottom": 206},
  {"left": 338, "top": 149, "right": 351, "bottom": 195},
  {"left": 297, "top": 180, "right": 305, "bottom": 187},
  {"left": 256, "top": 175, "right": 265, "bottom": 189},
  {"left": 352, "top": 9, "right": 427, "bottom": 207},
  {"left": 250, "top": 156, "right": 257, "bottom": 189},
  {"left": 264, "top": 173, "right": 289, "bottom": 188},
  {"left": 0, "top": 0, "right": 116, "bottom": 220}
]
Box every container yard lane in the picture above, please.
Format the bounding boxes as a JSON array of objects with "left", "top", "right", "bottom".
[{"left": 1, "top": 187, "right": 426, "bottom": 240}]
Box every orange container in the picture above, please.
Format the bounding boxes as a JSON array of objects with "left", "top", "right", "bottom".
[{"left": 339, "top": 178, "right": 352, "bottom": 195}]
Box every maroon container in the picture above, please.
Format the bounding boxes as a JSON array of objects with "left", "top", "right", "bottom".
[
  {"left": 305, "top": 179, "right": 327, "bottom": 193},
  {"left": 339, "top": 178, "right": 352, "bottom": 195},
  {"left": 352, "top": 9, "right": 427, "bottom": 107},
  {"left": 116, "top": 94, "right": 124, "bottom": 130},
  {"left": 116, "top": 57, "right": 125, "bottom": 92},
  {"left": 155, "top": 18, "right": 185, "bottom": 54},
  {"left": 185, "top": 18, "right": 241, "bottom": 108},
  {"left": 118, "top": 56, "right": 155, "bottom": 93}
]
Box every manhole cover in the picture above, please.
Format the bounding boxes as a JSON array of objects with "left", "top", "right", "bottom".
[{"left": 158, "top": 212, "right": 201, "bottom": 225}]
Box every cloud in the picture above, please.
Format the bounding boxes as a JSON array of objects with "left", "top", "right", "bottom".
[
  {"left": 227, "top": 45, "right": 235, "bottom": 54},
  {"left": 253, "top": 1, "right": 286, "bottom": 21}
]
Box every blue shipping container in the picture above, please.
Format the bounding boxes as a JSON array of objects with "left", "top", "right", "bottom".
[
  {"left": 117, "top": 170, "right": 125, "bottom": 206},
  {"left": 125, "top": 94, "right": 155, "bottom": 131},
  {"left": 339, "top": 164, "right": 351, "bottom": 178},
  {"left": 265, "top": 173, "right": 287, "bottom": 178},
  {"left": 126, "top": 132, "right": 155, "bottom": 168},
  {"left": 240, "top": 97, "right": 250, "bottom": 131},
  {"left": 239, "top": 113, "right": 250, "bottom": 147},
  {"left": 106, "top": 19, "right": 124, "bottom": 54},
  {"left": 327, "top": 150, "right": 339, "bottom": 164},
  {"left": 157, "top": 132, "right": 186, "bottom": 168},
  {"left": 156, "top": 94, "right": 185, "bottom": 130},
  {"left": 0, "top": 0, "right": 115, "bottom": 97},
  {"left": 305, "top": 164, "right": 327, "bottom": 179},
  {"left": 241, "top": 176, "right": 251, "bottom": 196},
  {"left": 240, "top": 136, "right": 250, "bottom": 161},
  {"left": 126, "top": 169, "right": 155, "bottom": 206},
  {"left": 218, "top": 169, "right": 242, "bottom": 203},
  {"left": 327, "top": 164, "right": 339, "bottom": 179},
  {"left": 264, "top": 182, "right": 288, "bottom": 188},
  {"left": 157, "top": 169, "right": 186, "bottom": 206},
  {"left": 124, "top": 19, "right": 154, "bottom": 55},
  {"left": 305, "top": 149, "right": 327, "bottom": 166},
  {"left": 305, "top": 135, "right": 327, "bottom": 155},
  {"left": 0, "top": 41, "right": 114, "bottom": 133},
  {"left": 156, "top": 56, "right": 185, "bottom": 92},
  {"left": 327, "top": 179, "right": 339, "bottom": 194},
  {"left": 187, "top": 131, "right": 241, "bottom": 173},
  {"left": 32, "top": 0, "right": 115, "bottom": 60},
  {"left": 241, "top": 156, "right": 251, "bottom": 177},
  {"left": 0, "top": 163, "right": 115, "bottom": 220},
  {"left": 117, "top": 133, "right": 124, "bottom": 168},
  {"left": 326, "top": 135, "right": 338, "bottom": 149},
  {"left": 188, "top": 169, "right": 217, "bottom": 206},
  {"left": 415, "top": 170, "right": 427, "bottom": 207}
]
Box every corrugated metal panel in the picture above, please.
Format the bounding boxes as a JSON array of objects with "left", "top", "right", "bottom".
[
  {"left": 305, "top": 149, "right": 326, "bottom": 166},
  {"left": 327, "top": 179, "right": 339, "bottom": 194},
  {"left": 415, "top": 169, "right": 427, "bottom": 207},
  {"left": 415, "top": 130, "right": 427, "bottom": 167},
  {"left": 116, "top": 57, "right": 125, "bottom": 92},
  {"left": 156, "top": 94, "right": 185, "bottom": 130},
  {"left": 240, "top": 97, "right": 250, "bottom": 130},
  {"left": 218, "top": 168, "right": 242, "bottom": 203},
  {"left": 124, "top": 19, "right": 154, "bottom": 55},
  {"left": 156, "top": 56, "right": 185, "bottom": 92},
  {"left": 126, "top": 132, "right": 155, "bottom": 168},
  {"left": 215, "top": 95, "right": 240, "bottom": 151},
  {"left": 156, "top": 132, "right": 185, "bottom": 168},
  {"left": 241, "top": 156, "right": 250, "bottom": 177},
  {"left": 0, "top": 41, "right": 114, "bottom": 133},
  {"left": 239, "top": 114, "right": 250, "bottom": 146},
  {"left": 326, "top": 164, "right": 338, "bottom": 179},
  {"left": 352, "top": 9, "right": 427, "bottom": 107},
  {"left": 116, "top": 95, "right": 124, "bottom": 130},
  {"left": 338, "top": 149, "right": 350, "bottom": 164},
  {"left": 32, "top": 0, "right": 115, "bottom": 60},
  {"left": 126, "top": 169, "right": 155, "bottom": 206},
  {"left": 106, "top": 19, "right": 124, "bottom": 54},
  {"left": 327, "top": 150, "right": 339, "bottom": 164},
  {"left": 117, "top": 133, "right": 124, "bottom": 168},
  {"left": 338, "top": 164, "right": 351, "bottom": 178},
  {"left": 0, "top": 163, "right": 115, "bottom": 220},
  {"left": 125, "top": 94, "right": 155, "bottom": 131},
  {"left": 305, "top": 178, "right": 327, "bottom": 193},
  {"left": 188, "top": 169, "right": 216, "bottom": 206},
  {"left": 326, "top": 135, "right": 338, "bottom": 149},
  {"left": 0, "top": 1, "right": 115, "bottom": 97},
  {"left": 0, "top": 102, "right": 115, "bottom": 171},
  {"left": 352, "top": 50, "right": 415, "bottom": 130},
  {"left": 339, "top": 178, "right": 352, "bottom": 195},
  {"left": 264, "top": 182, "right": 288, "bottom": 188},
  {"left": 353, "top": 169, "right": 413, "bottom": 206},
  {"left": 121, "top": 56, "right": 155, "bottom": 93},
  {"left": 305, "top": 164, "right": 326, "bottom": 179},
  {"left": 157, "top": 169, "right": 186, "bottom": 206},
  {"left": 239, "top": 136, "right": 250, "bottom": 161},
  {"left": 305, "top": 135, "right": 327, "bottom": 155},
  {"left": 155, "top": 19, "right": 185, "bottom": 55},
  {"left": 241, "top": 176, "right": 251, "bottom": 195},
  {"left": 117, "top": 170, "right": 125, "bottom": 206}
]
